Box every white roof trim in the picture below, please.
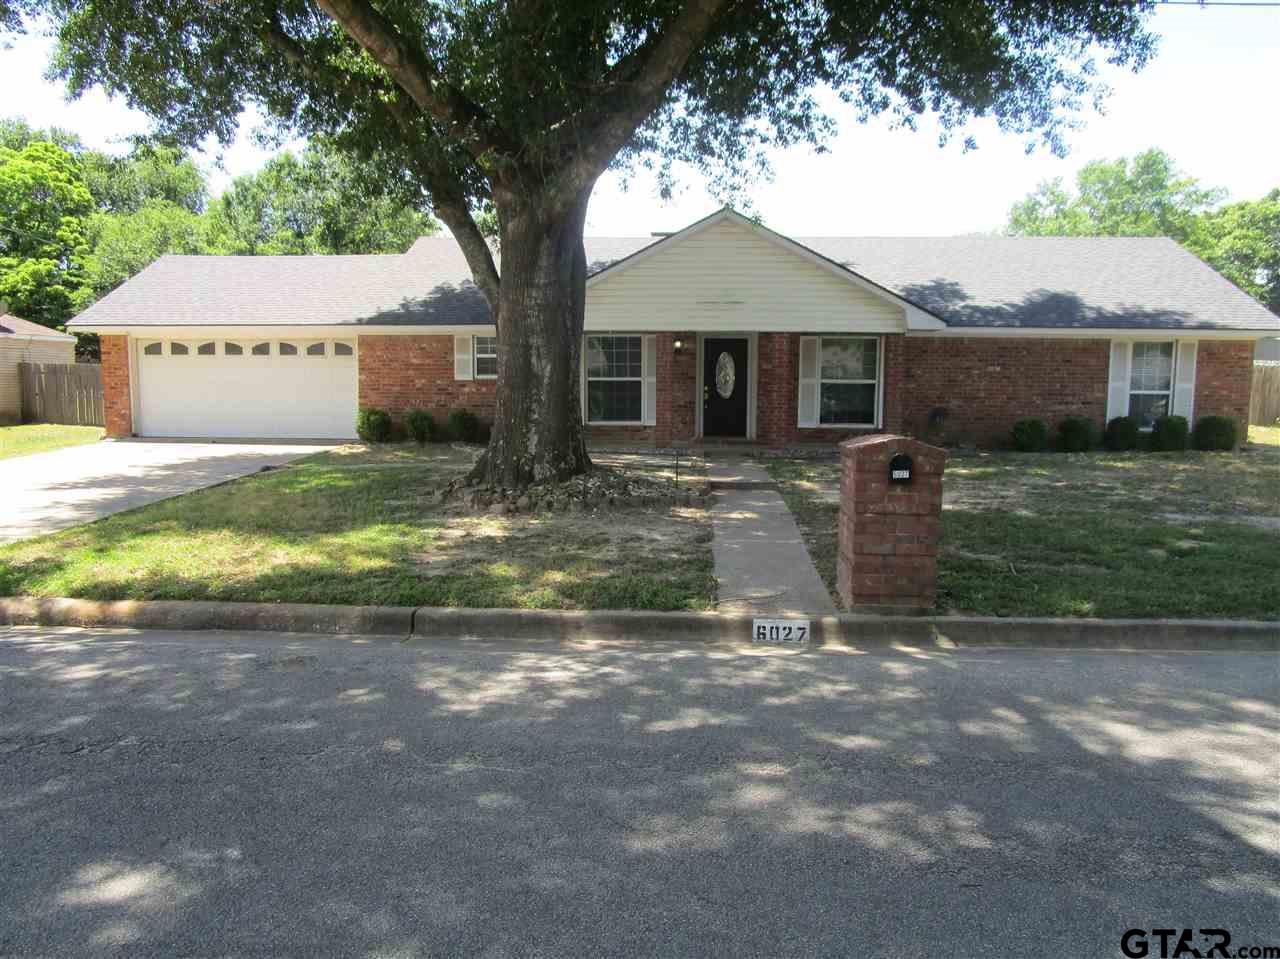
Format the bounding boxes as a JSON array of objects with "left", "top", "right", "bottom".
[
  {"left": 909, "top": 327, "right": 1269, "bottom": 340},
  {"left": 1, "top": 330, "right": 78, "bottom": 343},
  {"left": 587, "top": 207, "right": 948, "bottom": 331},
  {"left": 68, "top": 324, "right": 498, "bottom": 338}
]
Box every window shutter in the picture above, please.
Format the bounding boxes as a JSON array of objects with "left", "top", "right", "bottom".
[
  {"left": 798, "top": 336, "right": 819, "bottom": 428},
  {"left": 454, "top": 335, "right": 473, "bottom": 380},
  {"left": 1105, "top": 340, "right": 1132, "bottom": 423},
  {"left": 642, "top": 335, "right": 657, "bottom": 426},
  {"left": 1171, "top": 341, "right": 1197, "bottom": 421}
]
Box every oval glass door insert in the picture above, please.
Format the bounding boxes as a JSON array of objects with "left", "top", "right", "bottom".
[{"left": 715, "top": 352, "right": 736, "bottom": 398}]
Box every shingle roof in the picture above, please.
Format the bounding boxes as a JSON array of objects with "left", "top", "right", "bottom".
[
  {"left": 795, "top": 235, "right": 1279, "bottom": 331},
  {"left": 67, "top": 228, "right": 1279, "bottom": 333},
  {"left": 1, "top": 312, "right": 76, "bottom": 339}
]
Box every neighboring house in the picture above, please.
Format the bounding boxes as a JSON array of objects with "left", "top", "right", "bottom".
[
  {"left": 0, "top": 306, "right": 77, "bottom": 425},
  {"left": 67, "top": 208, "right": 1280, "bottom": 446}
]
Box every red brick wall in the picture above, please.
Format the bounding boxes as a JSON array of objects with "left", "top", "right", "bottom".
[
  {"left": 899, "top": 337, "right": 1110, "bottom": 447},
  {"left": 357, "top": 335, "right": 495, "bottom": 423},
  {"left": 101, "top": 335, "right": 133, "bottom": 438},
  {"left": 1194, "top": 340, "right": 1253, "bottom": 429},
  {"left": 757, "top": 333, "right": 906, "bottom": 447}
]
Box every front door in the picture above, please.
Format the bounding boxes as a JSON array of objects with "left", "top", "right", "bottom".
[{"left": 703, "top": 337, "right": 749, "bottom": 438}]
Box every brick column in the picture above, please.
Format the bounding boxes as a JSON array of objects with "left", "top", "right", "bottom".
[
  {"left": 838, "top": 434, "right": 946, "bottom": 613},
  {"left": 100, "top": 335, "right": 133, "bottom": 438},
  {"left": 655, "top": 332, "right": 697, "bottom": 446}
]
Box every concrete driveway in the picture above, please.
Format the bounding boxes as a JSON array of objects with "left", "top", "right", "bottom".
[
  {"left": 0, "top": 628, "right": 1276, "bottom": 957},
  {"left": 0, "top": 440, "right": 335, "bottom": 544}
]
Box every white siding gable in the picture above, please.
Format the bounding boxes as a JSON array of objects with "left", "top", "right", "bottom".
[{"left": 585, "top": 217, "right": 906, "bottom": 333}]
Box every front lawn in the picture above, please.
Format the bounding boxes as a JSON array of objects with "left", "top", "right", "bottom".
[
  {"left": 764, "top": 449, "right": 1280, "bottom": 619},
  {"left": 0, "top": 424, "right": 103, "bottom": 460},
  {"left": 0, "top": 446, "right": 715, "bottom": 611}
]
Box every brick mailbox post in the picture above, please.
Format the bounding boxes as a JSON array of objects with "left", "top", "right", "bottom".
[{"left": 838, "top": 434, "right": 947, "bottom": 613}]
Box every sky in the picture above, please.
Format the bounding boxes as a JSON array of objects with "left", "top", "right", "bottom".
[{"left": 1, "top": 3, "right": 1277, "bottom": 238}]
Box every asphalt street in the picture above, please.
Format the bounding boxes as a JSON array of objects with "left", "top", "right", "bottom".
[{"left": 1, "top": 627, "right": 1277, "bottom": 957}]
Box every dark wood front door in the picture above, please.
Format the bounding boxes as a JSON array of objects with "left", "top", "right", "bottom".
[{"left": 703, "top": 338, "right": 749, "bottom": 438}]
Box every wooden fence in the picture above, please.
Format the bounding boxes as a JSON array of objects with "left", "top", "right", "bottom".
[
  {"left": 1251, "top": 363, "right": 1280, "bottom": 426},
  {"left": 19, "top": 362, "right": 105, "bottom": 427}
]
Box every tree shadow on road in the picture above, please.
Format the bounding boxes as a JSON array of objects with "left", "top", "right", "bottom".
[{"left": 1, "top": 630, "right": 1276, "bottom": 956}]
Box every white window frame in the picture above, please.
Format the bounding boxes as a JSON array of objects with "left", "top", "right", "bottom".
[
  {"left": 808, "top": 335, "right": 883, "bottom": 429},
  {"left": 1127, "top": 340, "right": 1176, "bottom": 431},
  {"left": 583, "top": 333, "right": 648, "bottom": 426},
  {"left": 473, "top": 335, "right": 498, "bottom": 379}
]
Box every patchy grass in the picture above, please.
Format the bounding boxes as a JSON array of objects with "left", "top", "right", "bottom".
[
  {"left": 0, "top": 446, "right": 715, "bottom": 611},
  {"left": 1249, "top": 424, "right": 1280, "bottom": 447},
  {"left": 0, "top": 424, "right": 103, "bottom": 461},
  {"left": 763, "top": 450, "right": 1280, "bottom": 619}
]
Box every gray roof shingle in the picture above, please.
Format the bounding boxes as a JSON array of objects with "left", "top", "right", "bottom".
[{"left": 68, "top": 231, "right": 1279, "bottom": 333}]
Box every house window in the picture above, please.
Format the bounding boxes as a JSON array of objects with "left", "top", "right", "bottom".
[
  {"left": 585, "top": 335, "right": 643, "bottom": 423},
  {"left": 818, "top": 336, "right": 879, "bottom": 426},
  {"left": 170, "top": 342, "right": 189, "bottom": 356},
  {"left": 251, "top": 342, "right": 271, "bottom": 356},
  {"left": 225, "top": 342, "right": 244, "bottom": 356},
  {"left": 334, "top": 341, "right": 354, "bottom": 356},
  {"left": 474, "top": 336, "right": 498, "bottom": 378},
  {"left": 278, "top": 342, "right": 298, "bottom": 356},
  {"left": 143, "top": 342, "right": 162, "bottom": 356},
  {"left": 1128, "top": 341, "right": 1175, "bottom": 429},
  {"left": 197, "top": 341, "right": 216, "bottom": 356},
  {"left": 305, "top": 342, "right": 326, "bottom": 357}
]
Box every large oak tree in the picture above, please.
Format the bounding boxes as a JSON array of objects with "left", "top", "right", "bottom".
[{"left": 5, "top": 0, "right": 1156, "bottom": 486}]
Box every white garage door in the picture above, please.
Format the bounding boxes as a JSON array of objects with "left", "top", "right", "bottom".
[{"left": 137, "top": 338, "right": 358, "bottom": 439}]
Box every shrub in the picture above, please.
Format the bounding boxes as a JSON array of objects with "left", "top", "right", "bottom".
[
  {"left": 1103, "top": 416, "right": 1140, "bottom": 452},
  {"left": 405, "top": 409, "right": 436, "bottom": 444},
  {"left": 1192, "top": 415, "right": 1238, "bottom": 451},
  {"left": 1057, "top": 416, "right": 1096, "bottom": 453},
  {"left": 356, "top": 407, "right": 393, "bottom": 444},
  {"left": 447, "top": 408, "right": 484, "bottom": 444},
  {"left": 1010, "top": 417, "right": 1049, "bottom": 452},
  {"left": 1149, "top": 414, "right": 1189, "bottom": 452}
]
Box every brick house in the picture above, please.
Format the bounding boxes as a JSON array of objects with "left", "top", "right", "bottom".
[{"left": 69, "top": 208, "right": 1277, "bottom": 447}]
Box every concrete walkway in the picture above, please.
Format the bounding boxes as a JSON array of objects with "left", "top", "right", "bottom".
[
  {"left": 0, "top": 439, "right": 334, "bottom": 544},
  {"left": 707, "top": 455, "right": 837, "bottom": 615}
]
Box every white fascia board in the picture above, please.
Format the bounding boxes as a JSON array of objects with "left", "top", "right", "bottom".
[
  {"left": 2, "top": 331, "right": 77, "bottom": 343},
  {"left": 67, "top": 324, "right": 497, "bottom": 338},
  {"left": 907, "top": 327, "right": 1270, "bottom": 340}
]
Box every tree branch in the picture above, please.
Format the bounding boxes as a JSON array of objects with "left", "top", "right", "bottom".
[
  {"left": 260, "top": 18, "right": 500, "bottom": 309},
  {"left": 310, "top": 0, "right": 516, "bottom": 160},
  {"left": 553, "top": 0, "right": 730, "bottom": 199}
]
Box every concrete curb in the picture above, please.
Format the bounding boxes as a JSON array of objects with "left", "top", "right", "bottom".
[
  {"left": 1, "top": 597, "right": 1276, "bottom": 650},
  {"left": 0, "top": 597, "right": 412, "bottom": 637}
]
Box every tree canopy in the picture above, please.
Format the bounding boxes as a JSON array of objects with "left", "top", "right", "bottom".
[
  {"left": 1007, "top": 148, "right": 1278, "bottom": 314},
  {"left": 4, "top": 0, "right": 1159, "bottom": 484}
]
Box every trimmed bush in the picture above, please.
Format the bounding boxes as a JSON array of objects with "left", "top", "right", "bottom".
[
  {"left": 406, "top": 409, "right": 436, "bottom": 444},
  {"left": 1010, "top": 417, "right": 1050, "bottom": 452},
  {"left": 1104, "top": 416, "right": 1140, "bottom": 452},
  {"left": 448, "top": 409, "right": 484, "bottom": 444},
  {"left": 356, "top": 407, "right": 393, "bottom": 444},
  {"left": 1057, "top": 416, "right": 1096, "bottom": 453},
  {"left": 1192, "top": 415, "right": 1238, "bottom": 451},
  {"left": 1149, "top": 414, "right": 1189, "bottom": 452}
]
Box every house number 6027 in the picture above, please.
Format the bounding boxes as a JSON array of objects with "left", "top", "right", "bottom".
[{"left": 752, "top": 619, "right": 810, "bottom": 644}]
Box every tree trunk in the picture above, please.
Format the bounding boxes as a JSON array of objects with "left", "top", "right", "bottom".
[{"left": 469, "top": 188, "right": 594, "bottom": 488}]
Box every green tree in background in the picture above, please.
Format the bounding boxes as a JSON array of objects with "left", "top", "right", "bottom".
[
  {"left": 0, "top": 140, "right": 93, "bottom": 329},
  {"left": 1007, "top": 149, "right": 1278, "bottom": 316},
  {"left": 82, "top": 198, "right": 210, "bottom": 300},
  {"left": 1008, "top": 148, "right": 1224, "bottom": 243},
  {"left": 205, "top": 141, "right": 436, "bottom": 255},
  {"left": 1191, "top": 190, "right": 1280, "bottom": 314}
]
